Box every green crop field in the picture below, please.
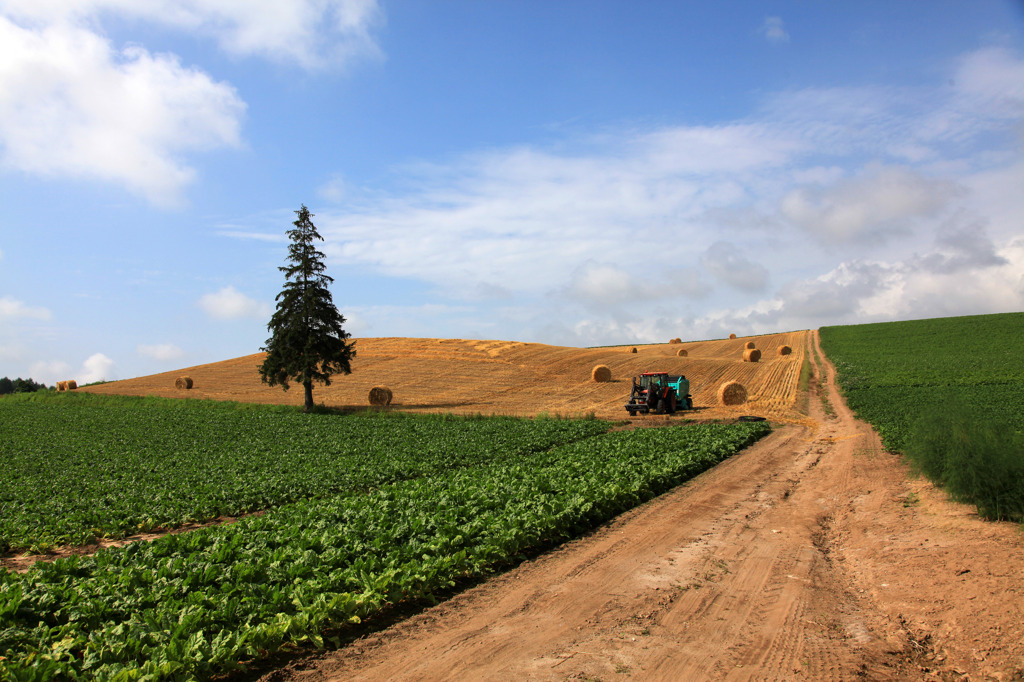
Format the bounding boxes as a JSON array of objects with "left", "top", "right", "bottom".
[
  {"left": 820, "top": 312, "right": 1024, "bottom": 450},
  {"left": 0, "top": 393, "right": 770, "bottom": 679},
  {"left": 820, "top": 312, "right": 1024, "bottom": 521}
]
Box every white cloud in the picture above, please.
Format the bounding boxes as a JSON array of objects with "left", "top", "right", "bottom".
[
  {"left": 759, "top": 17, "right": 790, "bottom": 44},
  {"left": 779, "top": 164, "right": 961, "bottom": 243},
  {"left": 1, "top": 0, "right": 383, "bottom": 70},
  {"left": 318, "top": 174, "right": 349, "bottom": 203},
  {"left": 198, "top": 285, "right": 271, "bottom": 320},
  {"left": 0, "top": 295, "right": 51, "bottom": 320},
  {"left": 0, "top": 17, "right": 245, "bottom": 206},
  {"left": 0, "top": 1, "right": 381, "bottom": 204},
  {"left": 29, "top": 359, "right": 72, "bottom": 385},
  {"left": 80, "top": 352, "right": 115, "bottom": 383},
  {"left": 700, "top": 242, "right": 770, "bottom": 292},
  {"left": 137, "top": 343, "right": 185, "bottom": 361},
  {"left": 298, "top": 47, "right": 1024, "bottom": 346},
  {"left": 27, "top": 352, "right": 114, "bottom": 384}
]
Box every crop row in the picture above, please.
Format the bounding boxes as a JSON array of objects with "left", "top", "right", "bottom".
[
  {"left": 0, "top": 393, "right": 610, "bottom": 552},
  {"left": 0, "top": 420, "right": 771, "bottom": 680}
]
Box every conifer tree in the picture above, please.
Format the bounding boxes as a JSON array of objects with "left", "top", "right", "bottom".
[{"left": 259, "top": 205, "right": 355, "bottom": 411}]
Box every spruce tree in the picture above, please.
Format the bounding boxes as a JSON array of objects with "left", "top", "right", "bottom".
[{"left": 259, "top": 205, "right": 355, "bottom": 412}]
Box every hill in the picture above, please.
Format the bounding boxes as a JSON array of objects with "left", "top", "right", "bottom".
[{"left": 82, "top": 331, "right": 809, "bottom": 423}]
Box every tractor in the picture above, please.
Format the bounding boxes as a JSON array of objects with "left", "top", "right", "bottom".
[{"left": 625, "top": 372, "right": 693, "bottom": 416}]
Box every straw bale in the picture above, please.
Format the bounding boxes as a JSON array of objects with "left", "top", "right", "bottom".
[
  {"left": 57, "top": 381, "right": 67, "bottom": 392},
  {"left": 368, "top": 386, "right": 393, "bottom": 406},
  {"left": 174, "top": 376, "right": 194, "bottom": 390},
  {"left": 669, "top": 338, "right": 682, "bottom": 344},
  {"left": 743, "top": 349, "right": 761, "bottom": 363},
  {"left": 629, "top": 347, "right": 637, "bottom": 354},
  {"left": 718, "top": 381, "right": 748, "bottom": 405},
  {"left": 745, "top": 341, "right": 756, "bottom": 350},
  {"left": 591, "top": 365, "right": 612, "bottom": 383},
  {"left": 778, "top": 345, "right": 792, "bottom": 356},
  {"left": 677, "top": 349, "right": 688, "bottom": 357},
  {"left": 66, "top": 380, "right": 77, "bottom": 390},
  {"left": 729, "top": 333, "right": 737, "bottom": 339}
]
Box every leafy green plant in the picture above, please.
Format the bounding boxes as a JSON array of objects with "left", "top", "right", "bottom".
[{"left": 0, "top": 418, "right": 770, "bottom": 680}]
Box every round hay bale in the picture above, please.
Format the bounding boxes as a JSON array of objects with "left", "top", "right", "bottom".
[
  {"left": 744, "top": 341, "right": 756, "bottom": 350},
  {"left": 669, "top": 338, "right": 682, "bottom": 344},
  {"left": 368, "top": 386, "right": 393, "bottom": 406},
  {"left": 57, "top": 380, "right": 67, "bottom": 392},
  {"left": 778, "top": 345, "right": 792, "bottom": 356},
  {"left": 66, "top": 380, "right": 77, "bottom": 390},
  {"left": 591, "top": 365, "right": 612, "bottom": 383},
  {"left": 718, "top": 381, "right": 748, "bottom": 405},
  {"left": 743, "top": 349, "right": 762, "bottom": 363},
  {"left": 629, "top": 347, "right": 638, "bottom": 354},
  {"left": 174, "top": 376, "right": 193, "bottom": 390},
  {"left": 677, "top": 348, "right": 688, "bottom": 357},
  {"left": 729, "top": 333, "right": 737, "bottom": 339}
]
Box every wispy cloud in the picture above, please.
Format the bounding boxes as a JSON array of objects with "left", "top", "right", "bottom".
[{"left": 309, "top": 46, "right": 1024, "bottom": 345}]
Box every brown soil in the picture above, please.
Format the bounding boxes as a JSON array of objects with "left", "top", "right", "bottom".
[{"left": 251, "top": 331, "right": 1024, "bottom": 681}]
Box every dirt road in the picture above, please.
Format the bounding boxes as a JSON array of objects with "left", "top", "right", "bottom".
[{"left": 263, "top": 331, "right": 1024, "bottom": 681}]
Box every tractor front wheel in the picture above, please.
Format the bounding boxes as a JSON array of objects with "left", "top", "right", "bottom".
[
  {"left": 668, "top": 394, "right": 677, "bottom": 414},
  {"left": 655, "top": 398, "right": 666, "bottom": 415}
]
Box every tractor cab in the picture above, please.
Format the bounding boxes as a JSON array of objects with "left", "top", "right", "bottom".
[{"left": 625, "top": 372, "right": 693, "bottom": 416}]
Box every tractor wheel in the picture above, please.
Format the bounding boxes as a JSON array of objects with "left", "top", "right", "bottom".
[
  {"left": 627, "top": 408, "right": 636, "bottom": 417},
  {"left": 655, "top": 398, "right": 666, "bottom": 415},
  {"left": 668, "top": 394, "right": 677, "bottom": 414},
  {"left": 686, "top": 397, "right": 694, "bottom": 410}
]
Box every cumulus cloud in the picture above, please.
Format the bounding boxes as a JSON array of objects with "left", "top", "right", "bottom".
[
  {"left": 780, "top": 164, "right": 961, "bottom": 243},
  {"left": 137, "top": 343, "right": 185, "bottom": 361},
  {"left": 0, "top": 295, "right": 51, "bottom": 320},
  {"left": 759, "top": 17, "right": 790, "bottom": 44},
  {"left": 80, "top": 352, "right": 115, "bottom": 383},
  {"left": 198, "top": 286, "right": 271, "bottom": 320},
  {"left": 0, "top": 17, "right": 245, "bottom": 206},
  {"left": 0, "top": 1, "right": 381, "bottom": 204}
]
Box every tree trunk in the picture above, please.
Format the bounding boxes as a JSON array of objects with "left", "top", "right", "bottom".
[{"left": 303, "top": 379, "right": 314, "bottom": 412}]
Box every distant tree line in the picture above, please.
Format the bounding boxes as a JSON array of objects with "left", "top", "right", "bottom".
[{"left": 0, "top": 377, "right": 49, "bottom": 395}]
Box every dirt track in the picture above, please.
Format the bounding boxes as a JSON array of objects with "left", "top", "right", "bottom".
[{"left": 260, "top": 331, "right": 1024, "bottom": 681}]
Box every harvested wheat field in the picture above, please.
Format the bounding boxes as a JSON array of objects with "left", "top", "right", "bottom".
[{"left": 82, "top": 331, "right": 809, "bottom": 423}]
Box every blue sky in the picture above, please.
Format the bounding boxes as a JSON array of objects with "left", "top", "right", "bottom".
[{"left": 1, "top": 1, "right": 1023, "bottom": 385}]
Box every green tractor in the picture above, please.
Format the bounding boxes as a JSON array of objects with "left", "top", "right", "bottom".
[{"left": 625, "top": 372, "right": 693, "bottom": 416}]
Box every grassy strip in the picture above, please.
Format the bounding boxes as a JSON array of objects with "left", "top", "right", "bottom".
[
  {"left": 0, "top": 421, "right": 770, "bottom": 680},
  {"left": 0, "top": 392, "right": 610, "bottom": 553}
]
